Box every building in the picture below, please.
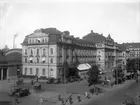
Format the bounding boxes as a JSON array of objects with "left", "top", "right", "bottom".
[
  {"left": 21, "top": 28, "right": 97, "bottom": 79},
  {"left": 0, "top": 46, "right": 22, "bottom": 80},
  {"left": 83, "top": 30, "right": 123, "bottom": 72},
  {"left": 119, "top": 43, "right": 140, "bottom": 59}
]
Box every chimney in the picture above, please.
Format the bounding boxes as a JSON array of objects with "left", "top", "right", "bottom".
[{"left": 91, "top": 30, "right": 93, "bottom": 33}]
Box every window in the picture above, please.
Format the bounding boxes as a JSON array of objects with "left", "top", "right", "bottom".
[
  {"left": 30, "top": 68, "right": 32, "bottom": 74},
  {"left": 42, "top": 57, "right": 45, "bottom": 63},
  {"left": 36, "top": 68, "right": 39, "bottom": 76},
  {"left": 42, "top": 69, "right": 45, "bottom": 75},
  {"left": 37, "top": 58, "right": 39, "bottom": 63},
  {"left": 31, "top": 49, "right": 33, "bottom": 55},
  {"left": 25, "top": 49, "right": 27, "bottom": 55},
  {"left": 50, "top": 58, "right": 53, "bottom": 63},
  {"left": 43, "top": 48, "right": 46, "bottom": 56},
  {"left": 99, "top": 58, "right": 100, "bottom": 61},
  {"left": 29, "top": 58, "right": 33, "bottom": 63},
  {"left": 50, "top": 48, "right": 53, "bottom": 54},
  {"left": 25, "top": 58, "right": 27, "bottom": 63},
  {"left": 37, "top": 49, "right": 39, "bottom": 55},
  {"left": 25, "top": 67, "right": 27, "bottom": 75},
  {"left": 42, "top": 39, "right": 45, "bottom": 43},
  {"left": 50, "top": 69, "right": 53, "bottom": 77}
]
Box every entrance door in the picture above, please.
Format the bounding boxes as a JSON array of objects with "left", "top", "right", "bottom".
[{"left": 3, "top": 68, "right": 7, "bottom": 80}]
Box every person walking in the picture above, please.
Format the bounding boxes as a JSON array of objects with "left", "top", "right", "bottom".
[{"left": 77, "top": 94, "right": 81, "bottom": 102}]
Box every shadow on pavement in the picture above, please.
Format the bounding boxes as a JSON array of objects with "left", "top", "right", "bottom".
[{"left": 0, "top": 101, "right": 12, "bottom": 105}]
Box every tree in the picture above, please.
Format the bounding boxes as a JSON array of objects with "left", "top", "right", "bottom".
[
  {"left": 62, "top": 61, "right": 69, "bottom": 83},
  {"left": 113, "top": 64, "right": 125, "bottom": 83},
  {"left": 87, "top": 65, "right": 100, "bottom": 87},
  {"left": 126, "top": 58, "right": 140, "bottom": 73}
]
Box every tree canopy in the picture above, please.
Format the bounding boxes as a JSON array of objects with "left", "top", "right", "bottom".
[
  {"left": 126, "top": 58, "right": 140, "bottom": 73},
  {"left": 113, "top": 64, "right": 125, "bottom": 79},
  {"left": 87, "top": 65, "right": 100, "bottom": 86}
]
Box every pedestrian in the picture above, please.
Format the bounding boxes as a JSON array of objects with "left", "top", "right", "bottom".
[
  {"left": 58, "top": 94, "right": 61, "bottom": 101},
  {"left": 15, "top": 94, "right": 20, "bottom": 105},
  {"left": 77, "top": 94, "right": 81, "bottom": 102},
  {"left": 61, "top": 98, "right": 65, "bottom": 105},
  {"left": 69, "top": 96, "right": 73, "bottom": 105},
  {"left": 31, "top": 79, "right": 34, "bottom": 85},
  {"left": 87, "top": 92, "right": 90, "bottom": 99}
]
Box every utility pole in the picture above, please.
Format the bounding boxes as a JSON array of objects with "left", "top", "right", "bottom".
[{"left": 13, "top": 34, "right": 18, "bottom": 49}]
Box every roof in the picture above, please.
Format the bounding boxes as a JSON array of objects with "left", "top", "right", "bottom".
[
  {"left": 41, "top": 28, "right": 63, "bottom": 35},
  {"left": 0, "top": 50, "right": 6, "bottom": 63},
  {"left": 22, "top": 28, "right": 63, "bottom": 45},
  {"left": 82, "top": 30, "right": 106, "bottom": 43},
  {"left": 73, "top": 38, "right": 96, "bottom": 47},
  {"left": 77, "top": 63, "right": 91, "bottom": 71},
  {"left": 121, "top": 43, "right": 140, "bottom": 48},
  {"left": 118, "top": 44, "right": 127, "bottom": 51}
]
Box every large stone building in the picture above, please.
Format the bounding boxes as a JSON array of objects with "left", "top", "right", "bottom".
[
  {"left": 83, "top": 30, "right": 124, "bottom": 72},
  {"left": 21, "top": 28, "right": 97, "bottom": 78},
  {"left": 119, "top": 43, "right": 140, "bottom": 59},
  {"left": 0, "top": 46, "right": 22, "bottom": 80}
]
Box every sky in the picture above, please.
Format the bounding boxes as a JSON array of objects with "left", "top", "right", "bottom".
[{"left": 0, "top": 0, "right": 140, "bottom": 49}]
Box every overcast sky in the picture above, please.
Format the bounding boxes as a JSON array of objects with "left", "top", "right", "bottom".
[{"left": 0, "top": 0, "right": 140, "bottom": 49}]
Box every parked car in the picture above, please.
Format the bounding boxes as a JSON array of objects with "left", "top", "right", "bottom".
[
  {"left": 34, "top": 82, "right": 41, "bottom": 89},
  {"left": 68, "top": 76, "right": 78, "bottom": 82},
  {"left": 15, "top": 88, "right": 30, "bottom": 97},
  {"left": 39, "top": 76, "right": 47, "bottom": 80},
  {"left": 46, "top": 78, "right": 55, "bottom": 84},
  {"left": 16, "top": 78, "right": 23, "bottom": 85},
  {"left": 9, "top": 87, "right": 22, "bottom": 96},
  {"left": 54, "top": 78, "right": 61, "bottom": 84}
]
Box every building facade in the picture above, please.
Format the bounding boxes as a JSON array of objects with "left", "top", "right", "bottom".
[
  {"left": 120, "top": 43, "right": 140, "bottom": 59},
  {"left": 83, "top": 30, "right": 124, "bottom": 72},
  {"left": 0, "top": 48, "right": 22, "bottom": 80},
  {"left": 21, "top": 28, "right": 97, "bottom": 79}
]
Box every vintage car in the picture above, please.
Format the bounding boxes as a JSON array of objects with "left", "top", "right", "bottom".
[
  {"left": 46, "top": 78, "right": 55, "bottom": 84},
  {"left": 15, "top": 88, "right": 30, "bottom": 97},
  {"left": 54, "top": 78, "right": 61, "bottom": 84},
  {"left": 8, "top": 87, "right": 22, "bottom": 96},
  {"left": 34, "top": 82, "right": 41, "bottom": 89}
]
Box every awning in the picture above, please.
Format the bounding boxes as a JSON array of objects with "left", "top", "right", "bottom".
[
  {"left": 77, "top": 63, "right": 91, "bottom": 71},
  {"left": 42, "top": 58, "right": 45, "bottom": 61},
  {"left": 29, "top": 58, "right": 33, "bottom": 60}
]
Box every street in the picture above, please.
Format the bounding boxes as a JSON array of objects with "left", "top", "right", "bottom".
[{"left": 85, "top": 80, "right": 140, "bottom": 105}]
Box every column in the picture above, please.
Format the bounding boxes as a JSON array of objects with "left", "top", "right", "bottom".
[
  {"left": 1, "top": 68, "right": 3, "bottom": 80},
  {"left": 7, "top": 68, "right": 9, "bottom": 80}
]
